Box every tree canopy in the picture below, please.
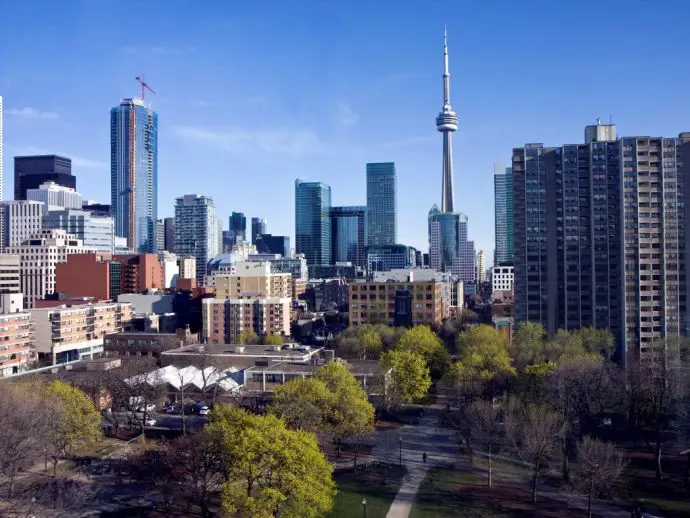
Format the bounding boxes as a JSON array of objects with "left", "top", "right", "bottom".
[
  {"left": 396, "top": 325, "right": 450, "bottom": 377},
  {"left": 381, "top": 349, "right": 431, "bottom": 406},
  {"left": 208, "top": 406, "right": 335, "bottom": 517}
]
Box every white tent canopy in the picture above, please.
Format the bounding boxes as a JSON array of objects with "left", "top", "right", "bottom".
[{"left": 126, "top": 365, "right": 241, "bottom": 393}]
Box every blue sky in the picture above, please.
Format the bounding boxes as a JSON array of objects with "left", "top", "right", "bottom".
[{"left": 2, "top": 1, "right": 690, "bottom": 260}]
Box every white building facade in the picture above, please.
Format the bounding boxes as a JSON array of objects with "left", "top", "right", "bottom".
[
  {"left": 7, "top": 229, "right": 85, "bottom": 308},
  {"left": 26, "top": 182, "right": 82, "bottom": 213},
  {"left": 1, "top": 200, "right": 44, "bottom": 251},
  {"left": 491, "top": 265, "right": 514, "bottom": 292}
]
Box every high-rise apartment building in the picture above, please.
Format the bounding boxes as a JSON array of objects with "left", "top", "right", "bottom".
[
  {"left": 428, "top": 205, "right": 475, "bottom": 283},
  {"left": 229, "top": 212, "right": 246, "bottom": 245},
  {"left": 8, "top": 229, "right": 85, "bottom": 308},
  {"left": 156, "top": 219, "right": 165, "bottom": 252},
  {"left": 110, "top": 98, "right": 158, "bottom": 252},
  {"left": 366, "top": 162, "right": 396, "bottom": 245},
  {"left": 0, "top": 311, "right": 34, "bottom": 377},
  {"left": 0, "top": 200, "right": 44, "bottom": 251},
  {"left": 295, "top": 180, "right": 331, "bottom": 266},
  {"left": 163, "top": 217, "right": 175, "bottom": 252},
  {"left": 331, "top": 206, "right": 366, "bottom": 267},
  {"left": 251, "top": 217, "right": 266, "bottom": 244},
  {"left": 174, "top": 194, "right": 218, "bottom": 285},
  {"left": 476, "top": 249, "right": 486, "bottom": 282},
  {"left": 26, "top": 182, "right": 82, "bottom": 213},
  {"left": 513, "top": 123, "right": 690, "bottom": 362},
  {"left": 494, "top": 164, "right": 514, "bottom": 265},
  {"left": 0, "top": 255, "right": 20, "bottom": 295},
  {"left": 14, "top": 155, "right": 75, "bottom": 201}
]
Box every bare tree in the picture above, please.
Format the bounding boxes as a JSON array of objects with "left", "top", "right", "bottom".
[
  {"left": 126, "top": 440, "right": 180, "bottom": 512},
  {"left": 626, "top": 356, "right": 687, "bottom": 480},
  {"left": 466, "top": 400, "right": 503, "bottom": 487},
  {"left": 572, "top": 436, "right": 626, "bottom": 518},
  {"left": 191, "top": 348, "right": 225, "bottom": 405},
  {"left": 506, "top": 403, "right": 563, "bottom": 503}
]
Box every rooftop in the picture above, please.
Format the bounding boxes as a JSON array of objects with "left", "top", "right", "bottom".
[{"left": 161, "top": 343, "right": 323, "bottom": 361}]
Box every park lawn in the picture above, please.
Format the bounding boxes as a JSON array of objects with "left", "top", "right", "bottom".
[
  {"left": 410, "top": 468, "right": 588, "bottom": 518},
  {"left": 328, "top": 465, "right": 405, "bottom": 518}
]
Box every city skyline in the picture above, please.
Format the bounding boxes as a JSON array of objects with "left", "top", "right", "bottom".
[{"left": 3, "top": 2, "right": 690, "bottom": 258}]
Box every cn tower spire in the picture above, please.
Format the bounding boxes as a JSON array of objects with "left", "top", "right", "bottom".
[
  {"left": 436, "top": 27, "right": 458, "bottom": 213},
  {"left": 443, "top": 26, "right": 450, "bottom": 106}
]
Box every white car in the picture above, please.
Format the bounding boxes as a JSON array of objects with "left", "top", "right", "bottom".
[
  {"left": 144, "top": 418, "right": 157, "bottom": 426},
  {"left": 198, "top": 406, "right": 210, "bottom": 416},
  {"left": 137, "top": 404, "right": 156, "bottom": 413}
]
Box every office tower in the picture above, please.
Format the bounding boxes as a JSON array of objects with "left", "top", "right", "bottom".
[
  {"left": 428, "top": 205, "right": 475, "bottom": 283},
  {"left": 8, "top": 229, "right": 85, "bottom": 308},
  {"left": 26, "top": 182, "right": 82, "bottom": 213},
  {"left": 163, "top": 217, "right": 175, "bottom": 251},
  {"left": 254, "top": 234, "right": 290, "bottom": 257},
  {"left": 43, "top": 209, "right": 115, "bottom": 252},
  {"left": 156, "top": 219, "right": 165, "bottom": 251},
  {"left": 494, "top": 164, "right": 514, "bottom": 265},
  {"left": 14, "top": 155, "right": 75, "bottom": 201},
  {"left": 0, "top": 255, "right": 20, "bottom": 295},
  {"left": 476, "top": 249, "right": 486, "bottom": 282},
  {"left": 365, "top": 244, "right": 415, "bottom": 272},
  {"left": 295, "top": 180, "right": 331, "bottom": 265},
  {"left": 251, "top": 217, "right": 267, "bottom": 244},
  {"left": 330, "top": 206, "right": 366, "bottom": 267},
  {"left": 436, "top": 29, "right": 459, "bottom": 212},
  {"left": 512, "top": 123, "right": 690, "bottom": 362},
  {"left": 0, "top": 200, "right": 44, "bottom": 251},
  {"left": 366, "top": 162, "right": 396, "bottom": 245},
  {"left": 229, "top": 212, "right": 246, "bottom": 245},
  {"left": 217, "top": 219, "right": 223, "bottom": 256},
  {"left": 174, "top": 194, "right": 218, "bottom": 285},
  {"left": 110, "top": 98, "right": 158, "bottom": 252}
]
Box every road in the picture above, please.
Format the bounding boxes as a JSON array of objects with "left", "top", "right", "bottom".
[{"left": 103, "top": 411, "right": 208, "bottom": 431}]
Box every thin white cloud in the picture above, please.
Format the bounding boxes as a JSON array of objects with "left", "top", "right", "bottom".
[
  {"left": 173, "top": 126, "right": 361, "bottom": 157},
  {"left": 8, "top": 107, "right": 59, "bottom": 120},
  {"left": 335, "top": 101, "right": 359, "bottom": 127}
]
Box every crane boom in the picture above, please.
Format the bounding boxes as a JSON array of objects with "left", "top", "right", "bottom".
[{"left": 135, "top": 75, "right": 156, "bottom": 100}]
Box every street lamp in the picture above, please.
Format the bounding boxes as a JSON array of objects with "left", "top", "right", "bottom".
[{"left": 362, "top": 498, "right": 367, "bottom": 517}]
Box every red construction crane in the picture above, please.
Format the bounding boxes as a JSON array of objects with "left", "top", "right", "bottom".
[{"left": 135, "top": 75, "right": 156, "bottom": 100}]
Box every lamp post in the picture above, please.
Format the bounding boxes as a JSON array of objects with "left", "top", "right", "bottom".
[{"left": 362, "top": 498, "right": 367, "bottom": 518}]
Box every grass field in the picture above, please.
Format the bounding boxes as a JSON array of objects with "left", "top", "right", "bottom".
[
  {"left": 328, "top": 464, "right": 405, "bottom": 518},
  {"left": 410, "top": 468, "right": 591, "bottom": 518}
]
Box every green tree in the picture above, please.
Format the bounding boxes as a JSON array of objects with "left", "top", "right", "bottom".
[
  {"left": 396, "top": 325, "right": 450, "bottom": 377},
  {"left": 262, "top": 333, "right": 284, "bottom": 346},
  {"left": 314, "top": 361, "right": 375, "bottom": 457},
  {"left": 511, "top": 322, "right": 547, "bottom": 370},
  {"left": 334, "top": 324, "right": 385, "bottom": 359},
  {"left": 43, "top": 380, "right": 101, "bottom": 476},
  {"left": 209, "top": 406, "right": 335, "bottom": 517},
  {"left": 381, "top": 350, "right": 431, "bottom": 406},
  {"left": 234, "top": 329, "right": 260, "bottom": 344},
  {"left": 269, "top": 377, "right": 331, "bottom": 431},
  {"left": 577, "top": 327, "right": 615, "bottom": 359}
]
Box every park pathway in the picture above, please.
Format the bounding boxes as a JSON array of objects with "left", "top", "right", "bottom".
[{"left": 370, "top": 401, "right": 458, "bottom": 518}]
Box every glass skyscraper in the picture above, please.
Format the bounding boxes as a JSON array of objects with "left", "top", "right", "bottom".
[
  {"left": 366, "top": 162, "right": 396, "bottom": 245},
  {"left": 295, "top": 180, "right": 331, "bottom": 266},
  {"left": 494, "top": 164, "right": 514, "bottom": 265},
  {"left": 428, "top": 205, "right": 475, "bottom": 283},
  {"left": 330, "top": 206, "right": 366, "bottom": 267},
  {"left": 251, "top": 216, "right": 267, "bottom": 244},
  {"left": 14, "top": 155, "right": 75, "bottom": 201},
  {"left": 174, "top": 194, "right": 218, "bottom": 285},
  {"left": 229, "top": 212, "right": 246, "bottom": 245},
  {"left": 110, "top": 98, "right": 158, "bottom": 252},
  {"left": 43, "top": 209, "right": 115, "bottom": 252}
]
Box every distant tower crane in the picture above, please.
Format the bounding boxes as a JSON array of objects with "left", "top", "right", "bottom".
[{"left": 135, "top": 75, "right": 156, "bottom": 100}]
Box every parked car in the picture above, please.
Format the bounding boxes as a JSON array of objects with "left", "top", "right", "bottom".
[
  {"left": 144, "top": 418, "right": 157, "bottom": 426},
  {"left": 136, "top": 403, "right": 156, "bottom": 413},
  {"left": 198, "top": 405, "right": 210, "bottom": 416}
]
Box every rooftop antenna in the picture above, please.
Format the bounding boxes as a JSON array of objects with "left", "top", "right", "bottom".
[
  {"left": 135, "top": 75, "right": 156, "bottom": 101},
  {"left": 609, "top": 113, "right": 613, "bottom": 125},
  {"left": 596, "top": 117, "right": 601, "bottom": 125}
]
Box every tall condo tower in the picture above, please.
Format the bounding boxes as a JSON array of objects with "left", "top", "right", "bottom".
[
  {"left": 0, "top": 95, "right": 3, "bottom": 201},
  {"left": 436, "top": 28, "right": 458, "bottom": 212},
  {"left": 110, "top": 97, "right": 158, "bottom": 252}
]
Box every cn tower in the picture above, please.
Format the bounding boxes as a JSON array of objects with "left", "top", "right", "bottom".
[{"left": 435, "top": 28, "right": 458, "bottom": 213}]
